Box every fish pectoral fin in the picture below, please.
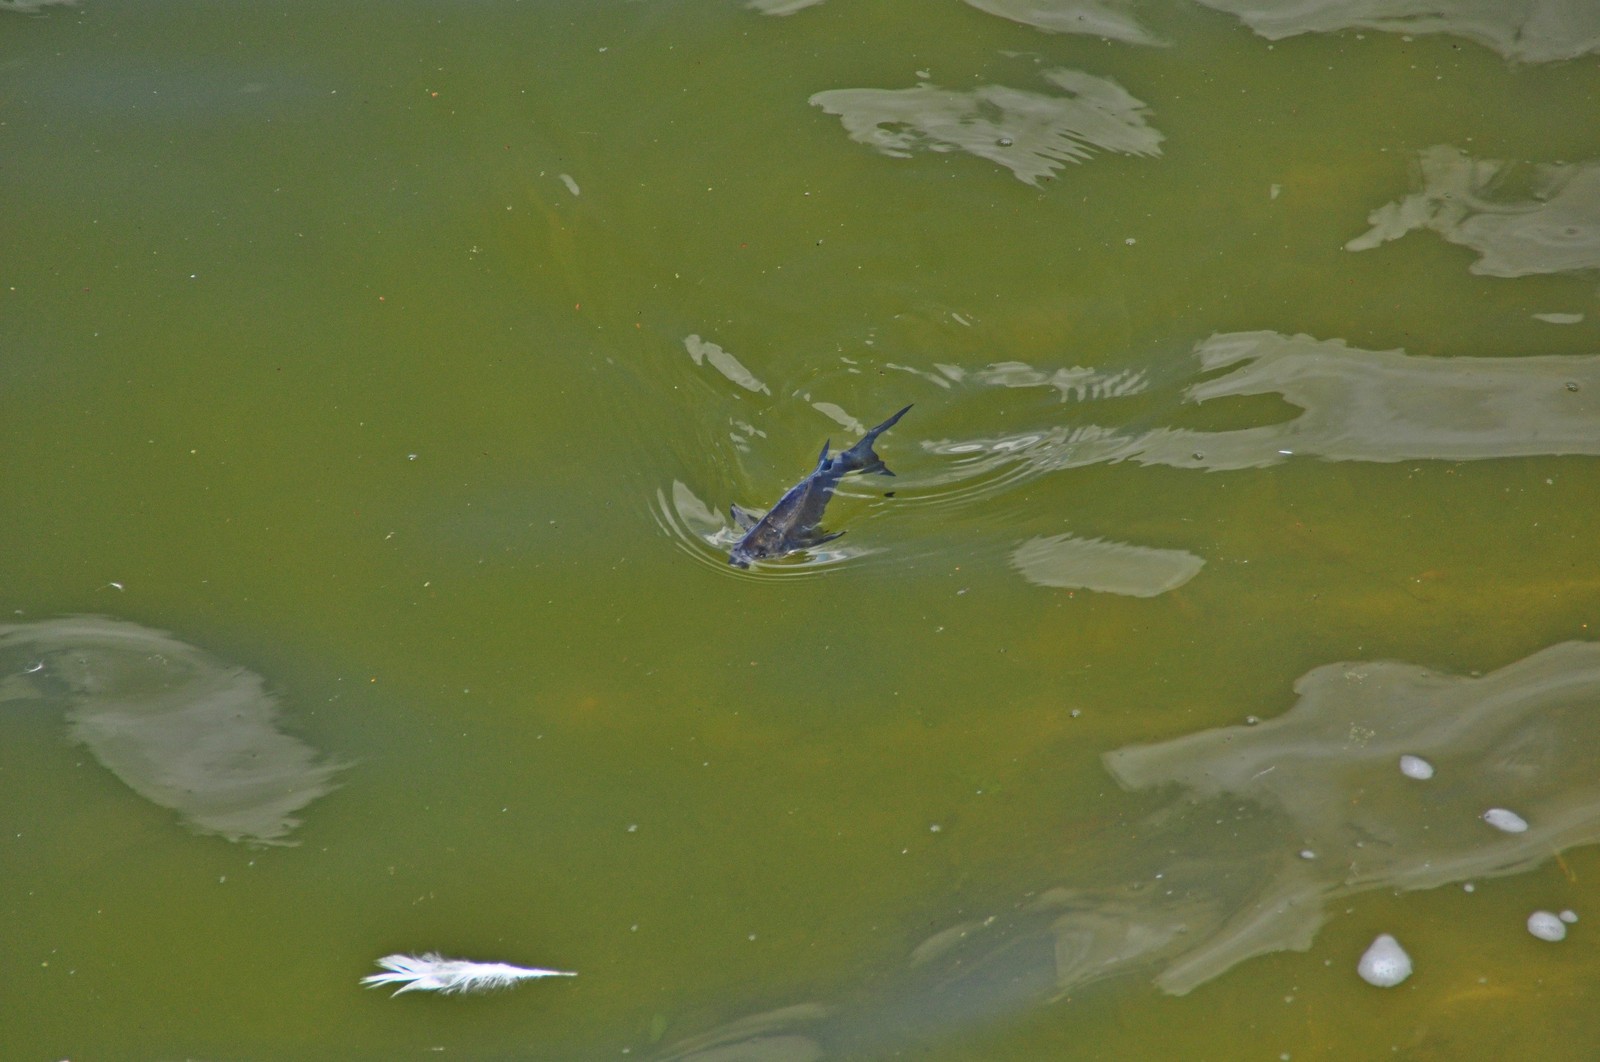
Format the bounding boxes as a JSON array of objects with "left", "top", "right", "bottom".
[
  {"left": 730, "top": 504, "right": 761, "bottom": 531},
  {"left": 800, "top": 529, "right": 845, "bottom": 547}
]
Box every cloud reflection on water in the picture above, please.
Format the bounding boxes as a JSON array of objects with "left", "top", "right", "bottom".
[
  {"left": 0, "top": 616, "right": 343, "bottom": 845},
  {"left": 0, "top": 0, "right": 76, "bottom": 13},
  {"left": 1012, "top": 534, "right": 1205, "bottom": 596},
  {"left": 686, "top": 334, "right": 772, "bottom": 396},
  {"left": 926, "top": 331, "right": 1600, "bottom": 484},
  {"left": 1195, "top": 0, "right": 1600, "bottom": 62},
  {"left": 810, "top": 68, "right": 1163, "bottom": 187},
  {"left": 962, "top": 0, "right": 1166, "bottom": 44},
  {"left": 1106, "top": 641, "right": 1600, "bottom": 991},
  {"left": 745, "top": 0, "right": 827, "bottom": 13},
  {"left": 656, "top": 640, "right": 1600, "bottom": 1059},
  {"left": 1347, "top": 146, "right": 1600, "bottom": 277}
]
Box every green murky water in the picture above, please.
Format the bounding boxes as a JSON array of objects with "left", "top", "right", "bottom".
[{"left": 4, "top": 1, "right": 1599, "bottom": 1058}]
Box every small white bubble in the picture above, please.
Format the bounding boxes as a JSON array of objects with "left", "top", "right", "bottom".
[
  {"left": 1559, "top": 909, "right": 1579, "bottom": 924},
  {"left": 1299, "top": 849, "right": 1316, "bottom": 860}
]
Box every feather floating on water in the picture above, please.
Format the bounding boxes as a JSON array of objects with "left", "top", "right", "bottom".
[{"left": 362, "top": 952, "right": 576, "bottom": 996}]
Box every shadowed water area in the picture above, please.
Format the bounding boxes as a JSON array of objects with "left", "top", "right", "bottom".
[{"left": 3, "top": 1, "right": 1598, "bottom": 1059}]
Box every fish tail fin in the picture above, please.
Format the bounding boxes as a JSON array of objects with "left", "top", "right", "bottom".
[{"left": 838, "top": 404, "right": 911, "bottom": 476}]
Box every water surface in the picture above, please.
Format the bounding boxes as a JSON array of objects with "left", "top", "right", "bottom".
[{"left": 3, "top": 1, "right": 1598, "bottom": 1058}]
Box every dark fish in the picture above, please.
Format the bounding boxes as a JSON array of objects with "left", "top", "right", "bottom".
[{"left": 728, "top": 405, "right": 912, "bottom": 568}]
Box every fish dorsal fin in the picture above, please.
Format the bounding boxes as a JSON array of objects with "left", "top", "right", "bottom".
[
  {"left": 814, "top": 439, "right": 831, "bottom": 472},
  {"left": 799, "top": 529, "right": 844, "bottom": 547},
  {"left": 730, "top": 504, "right": 760, "bottom": 531}
]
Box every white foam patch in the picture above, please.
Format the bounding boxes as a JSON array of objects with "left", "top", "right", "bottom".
[
  {"left": 1357, "top": 934, "right": 1412, "bottom": 987},
  {"left": 1482, "top": 807, "right": 1529, "bottom": 833},
  {"left": 1527, "top": 911, "right": 1567, "bottom": 941},
  {"left": 1399, "top": 754, "right": 1435, "bottom": 780}
]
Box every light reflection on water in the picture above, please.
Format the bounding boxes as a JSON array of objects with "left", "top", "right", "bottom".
[{"left": 3, "top": 0, "right": 1599, "bottom": 1058}]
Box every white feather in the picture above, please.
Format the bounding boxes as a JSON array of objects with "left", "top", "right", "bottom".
[{"left": 362, "top": 952, "right": 576, "bottom": 996}]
